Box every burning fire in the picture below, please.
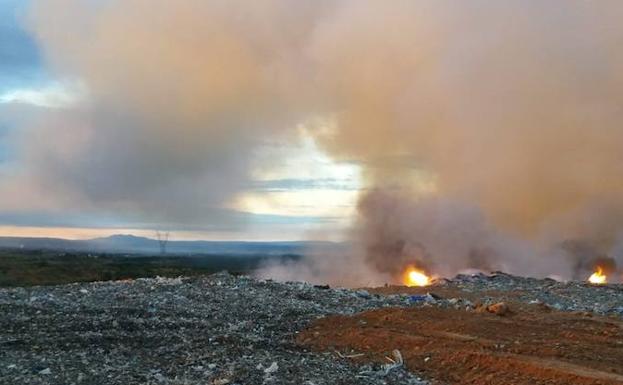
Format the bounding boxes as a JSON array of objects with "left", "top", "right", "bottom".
[
  {"left": 403, "top": 266, "right": 431, "bottom": 287},
  {"left": 588, "top": 266, "right": 607, "bottom": 284}
]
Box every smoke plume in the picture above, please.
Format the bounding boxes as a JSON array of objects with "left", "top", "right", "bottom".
[{"left": 17, "top": 0, "right": 623, "bottom": 282}]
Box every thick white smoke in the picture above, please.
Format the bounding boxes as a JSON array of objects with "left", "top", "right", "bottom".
[{"left": 13, "top": 0, "right": 623, "bottom": 283}]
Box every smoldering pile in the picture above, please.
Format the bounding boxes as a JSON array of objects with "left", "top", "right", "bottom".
[
  {"left": 432, "top": 271, "right": 623, "bottom": 316},
  {"left": 258, "top": 189, "right": 623, "bottom": 287},
  {"left": 355, "top": 189, "right": 623, "bottom": 284}
]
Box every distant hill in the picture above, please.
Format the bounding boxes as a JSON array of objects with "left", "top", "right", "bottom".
[{"left": 0, "top": 234, "right": 335, "bottom": 256}]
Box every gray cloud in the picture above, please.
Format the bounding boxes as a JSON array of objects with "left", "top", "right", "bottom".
[{"left": 15, "top": 0, "right": 331, "bottom": 231}]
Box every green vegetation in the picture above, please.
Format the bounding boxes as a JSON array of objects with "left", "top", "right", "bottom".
[{"left": 0, "top": 249, "right": 300, "bottom": 287}]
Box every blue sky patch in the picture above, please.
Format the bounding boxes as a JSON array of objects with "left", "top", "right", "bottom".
[{"left": 0, "top": 0, "right": 47, "bottom": 94}]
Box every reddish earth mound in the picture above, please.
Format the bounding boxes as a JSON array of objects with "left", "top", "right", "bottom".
[{"left": 298, "top": 305, "right": 623, "bottom": 385}]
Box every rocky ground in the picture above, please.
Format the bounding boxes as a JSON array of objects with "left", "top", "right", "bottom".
[{"left": 1, "top": 272, "right": 622, "bottom": 384}]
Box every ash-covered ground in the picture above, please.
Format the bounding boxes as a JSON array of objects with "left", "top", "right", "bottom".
[{"left": 1, "top": 272, "right": 622, "bottom": 385}]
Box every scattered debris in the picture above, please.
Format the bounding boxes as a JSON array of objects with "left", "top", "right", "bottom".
[
  {"left": 264, "top": 362, "right": 279, "bottom": 374},
  {"left": 382, "top": 349, "right": 404, "bottom": 375},
  {"left": 38, "top": 368, "right": 51, "bottom": 375},
  {"left": 486, "top": 302, "right": 510, "bottom": 316},
  {"left": 335, "top": 350, "right": 365, "bottom": 359},
  {"left": 313, "top": 284, "right": 330, "bottom": 290}
]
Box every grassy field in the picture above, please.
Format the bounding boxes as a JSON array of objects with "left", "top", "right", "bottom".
[{"left": 0, "top": 248, "right": 300, "bottom": 287}]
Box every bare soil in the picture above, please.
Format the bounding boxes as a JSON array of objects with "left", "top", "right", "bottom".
[{"left": 298, "top": 300, "right": 623, "bottom": 384}]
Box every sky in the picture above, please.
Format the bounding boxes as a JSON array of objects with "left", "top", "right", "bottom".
[{"left": 0, "top": 0, "right": 361, "bottom": 241}]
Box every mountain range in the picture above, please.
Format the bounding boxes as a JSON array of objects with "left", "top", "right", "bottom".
[{"left": 0, "top": 234, "right": 333, "bottom": 256}]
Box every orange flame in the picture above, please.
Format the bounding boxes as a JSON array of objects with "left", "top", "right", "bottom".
[
  {"left": 588, "top": 266, "right": 607, "bottom": 284},
  {"left": 402, "top": 266, "right": 431, "bottom": 287}
]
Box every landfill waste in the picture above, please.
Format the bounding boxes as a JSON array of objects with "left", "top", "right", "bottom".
[
  {"left": 2, "top": 271, "right": 622, "bottom": 384},
  {"left": 0, "top": 272, "right": 428, "bottom": 385}
]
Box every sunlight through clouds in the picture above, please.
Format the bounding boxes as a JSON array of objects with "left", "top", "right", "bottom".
[
  {"left": 231, "top": 126, "right": 361, "bottom": 221},
  {"left": 0, "top": 81, "right": 85, "bottom": 108}
]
